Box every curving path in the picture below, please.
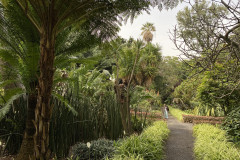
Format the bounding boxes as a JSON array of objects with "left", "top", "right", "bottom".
[{"left": 164, "top": 115, "right": 195, "bottom": 160}]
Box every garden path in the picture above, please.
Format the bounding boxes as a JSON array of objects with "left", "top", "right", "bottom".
[{"left": 164, "top": 115, "right": 195, "bottom": 160}]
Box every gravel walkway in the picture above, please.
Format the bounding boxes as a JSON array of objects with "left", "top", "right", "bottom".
[{"left": 164, "top": 115, "right": 195, "bottom": 160}]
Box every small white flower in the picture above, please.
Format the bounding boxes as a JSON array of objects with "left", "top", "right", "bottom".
[
  {"left": 87, "top": 142, "right": 91, "bottom": 148},
  {"left": 123, "top": 130, "right": 126, "bottom": 135}
]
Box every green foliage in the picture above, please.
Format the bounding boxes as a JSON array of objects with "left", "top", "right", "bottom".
[
  {"left": 195, "top": 68, "right": 240, "bottom": 116},
  {"left": 131, "top": 86, "right": 161, "bottom": 110},
  {"left": 113, "top": 39, "right": 162, "bottom": 88},
  {"left": 71, "top": 139, "right": 115, "bottom": 160},
  {"left": 169, "top": 106, "right": 191, "bottom": 121},
  {"left": 173, "top": 77, "right": 201, "bottom": 110},
  {"left": 131, "top": 115, "right": 153, "bottom": 134},
  {"left": 155, "top": 56, "right": 186, "bottom": 103},
  {"left": 0, "top": 88, "right": 24, "bottom": 120},
  {"left": 222, "top": 107, "right": 240, "bottom": 145},
  {"left": 174, "top": 0, "right": 240, "bottom": 118},
  {"left": 113, "top": 121, "right": 169, "bottom": 160},
  {"left": 193, "top": 124, "right": 240, "bottom": 160},
  {"left": 0, "top": 96, "right": 26, "bottom": 154},
  {"left": 49, "top": 68, "right": 123, "bottom": 158}
]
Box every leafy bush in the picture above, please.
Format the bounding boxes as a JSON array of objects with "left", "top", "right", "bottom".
[
  {"left": 222, "top": 107, "right": 240, "bottom": 145},
  {"left": 183, "top": 115, "right": 224, "bottom": 124},
  {"left": 169, "top": 106, "right": 190, "bottom": 121},
  {"left": 71, "top": 139, "right": 115, "bottom": 160},
  {"left": 193, "top": 124, "right": 240, "bottom": 160},
  {"left": 112, "top": 121, "right": 169, "bottom": 160}
]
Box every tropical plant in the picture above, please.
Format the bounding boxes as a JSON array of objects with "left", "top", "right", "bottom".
[
  {"left": 8, "top": 1, "right": 180, "bottom": 158},
  {"left": 141, "top": 22, "right": 156, "bottom": 43},
  {"left": 1, "top": 0, "right": 180, "bottom": 158},
  {"left": 0, "top": 2, "right": 100, "bottom": 159},
  {"left": 222, "top": 107, "right": 240, "bottom": 145}
]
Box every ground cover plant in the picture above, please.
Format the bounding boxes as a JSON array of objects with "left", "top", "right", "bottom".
[
  {"left": 169, "top": 106, "right": 190, "bottom": 121},
  {"left": 193, "top": 124, "right": 240, "bottom": 160},
  {"left": 112, "top": 121, "right": 169, "bottom": 160}
]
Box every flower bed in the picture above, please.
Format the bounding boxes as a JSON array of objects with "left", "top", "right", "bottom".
[
  {"left": 193, "top": 124, "right": 240, "bottom": 160},
  {"left": 183, "top": 115, "right": 224, "bottom": 125}
]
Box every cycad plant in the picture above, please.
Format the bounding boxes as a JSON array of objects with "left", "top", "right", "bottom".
[{"left": 0, "top": 2, "right": 100, "bottom": 159}]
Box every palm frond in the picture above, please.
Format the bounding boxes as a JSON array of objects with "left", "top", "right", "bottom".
[{"left": 0, "top": 88, "right": 25, "bottom": 120}]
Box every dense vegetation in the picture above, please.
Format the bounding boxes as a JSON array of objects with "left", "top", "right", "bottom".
[
  {"left": 0, "top": 0, "right": 240, "bottom": 159},
  {"left": 193, "top": 124, "right": 240, "bottom": 160}
]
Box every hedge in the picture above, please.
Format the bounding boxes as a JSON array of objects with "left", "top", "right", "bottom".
[
  {"left": 183, "top": 115, "right": 224, "bottom": 125},
  {"left": 193, "top": 124, "right": 240, "bottom": 160},
  {"left": 112, "top": 121, "right": 169, "bottom": 160}
]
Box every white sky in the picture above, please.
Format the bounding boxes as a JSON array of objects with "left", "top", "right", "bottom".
[{"left": 118, "top": 2, "right": 189, "bottom": 57}]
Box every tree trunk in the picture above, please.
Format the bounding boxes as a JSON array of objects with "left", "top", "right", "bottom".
[
  {"left": 16, "top": 93, "right": 37, "bottom": 160},
  {"left": 32, "top": 33, "right": 55, "bottom": 160}
]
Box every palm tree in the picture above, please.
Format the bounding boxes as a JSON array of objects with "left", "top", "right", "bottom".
[{"left": 141, "top": 22, "right": 156, "bottom": 43}]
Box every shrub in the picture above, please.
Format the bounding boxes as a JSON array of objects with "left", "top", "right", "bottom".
[
  {"left": 222, "top": 107, "right": 240, "bottom": 145},
  {"left": 182, "top": 115, "right": 224, "bottom": 124},
  {"left": 71, "top": 139, "right": 115, "bottom": 160},
  {"left": 169, "top": 106, "right": 190, "bottom": 121},
  {"left": 113, "top": 121, "right": 169, "bottom": 160},
  {"left": 193, "top": 124, "right": 240, "bottom": 160}
]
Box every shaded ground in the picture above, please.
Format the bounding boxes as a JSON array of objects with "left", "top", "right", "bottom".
[{"left": 164, "top": 115, "right": 195, "bottom": 160}]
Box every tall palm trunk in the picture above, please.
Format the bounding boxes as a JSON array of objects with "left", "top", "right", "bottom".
[
  {"left": 32, "top": 33, "right": 55, "bottom": 160},
  {"left": 16, "top": 92, "right": 37, "bottom": 160}
]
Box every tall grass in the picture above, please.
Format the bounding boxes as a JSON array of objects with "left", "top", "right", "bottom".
[
  {"left": 169, "top": 106, "right": 190, "bottom": 121},
  {"left": 193, "top": 124, "right": 240, "bottom": 160},
  {"left": 0, "top": 88, "right": 123, "bottom": 158},
  {"left": 49, "top": 88, "right": 123, "bottom": 158},
  {"left": 112, "top": 121, "right": 169, "bottom": 160}
]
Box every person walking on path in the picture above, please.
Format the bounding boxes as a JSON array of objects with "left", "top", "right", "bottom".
[{"left": 164, "top": 104, "right": 169, "bottom": 119}]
